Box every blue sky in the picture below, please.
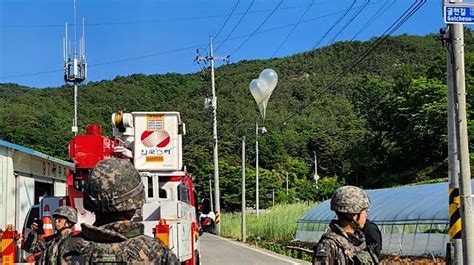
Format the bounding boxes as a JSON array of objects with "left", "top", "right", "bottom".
[{"left": 0, "top": 0, "right": 456, "bottom": 88}]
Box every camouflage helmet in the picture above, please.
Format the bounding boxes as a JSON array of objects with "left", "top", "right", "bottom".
[
  {"left": 53, "top": 206, "right": 77, "bottom": 224},
  {"left": 330, "top": 186, "right": 370, "bottom": 214},
  {"left": 84, "top": 158, "right": 145, "bottom": 213}
]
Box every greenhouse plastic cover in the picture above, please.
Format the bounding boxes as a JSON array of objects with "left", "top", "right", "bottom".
[{"left": 298, "top": 181, "right": 474, "bottom": 224}]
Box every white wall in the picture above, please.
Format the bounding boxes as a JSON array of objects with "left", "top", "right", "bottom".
[
  {"left": 12, "top": 151, "right": 68, "bottom": 181},
  {"left": 0, "top": 144, "right": 70, "bottom": 233},
  {"left": 0, "top": 146, "right": 16, "bottom": 231},
  {"left": 16, "top": 176, "right": 35, "bottom": 232},
  {"left": 54, "top": 181, "right": 67, "bottom": 197}
]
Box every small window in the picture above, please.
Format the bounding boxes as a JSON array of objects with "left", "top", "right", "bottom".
[
  {"left": 178, "top": 183, "right": 190, "bottom": 204},
  {"left": 159, "top": 188, "right": 167, "bottom": 199},
  {"left": 147, "top": 177, "right": 153, "bottom": 198}
]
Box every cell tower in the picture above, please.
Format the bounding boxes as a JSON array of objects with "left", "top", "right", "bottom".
[{"left": 63, "top": 0, "right": 87, "bottom": 135}]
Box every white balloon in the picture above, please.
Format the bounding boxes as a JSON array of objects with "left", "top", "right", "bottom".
[
  {"left": 249, "top": 68, "right": 278, "bottom": 120},
  {"left": 249, "top": 79, "right": 267, "bottom": 105},
  {"left": 259, "top": 69, "right": 278, "bottom": 90}
]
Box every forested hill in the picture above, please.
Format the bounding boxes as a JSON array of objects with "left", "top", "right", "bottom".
[{"left": 2, "top": 32, "right": 474, "bottom": 210}]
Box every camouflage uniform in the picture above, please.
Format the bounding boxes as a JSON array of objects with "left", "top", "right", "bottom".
[
  {"left": 24, "top": 206, "right": 77, "bottom": 264},
  {"left": 62, "top": 158, "right": 180, "bottom": 264},
  {"left": 312, "top": 186, "right": 377, "bottom": 265}
]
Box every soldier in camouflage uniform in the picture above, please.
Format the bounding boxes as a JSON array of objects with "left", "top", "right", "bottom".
[
  {"left": 312, "top": 186, "right": 378, "bottom": 265},
  {"left": 24, "top": 206, "right": 77, "bottom": 264},
  {"left": 62, "top": 157, "right": 179, "bottom": 264}
]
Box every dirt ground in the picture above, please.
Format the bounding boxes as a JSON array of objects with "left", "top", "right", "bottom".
[{"left": 380, "top": 256, "right": 445, "bottom": 265}]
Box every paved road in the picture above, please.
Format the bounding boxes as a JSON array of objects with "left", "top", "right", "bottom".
[{"left": 199, "top": 233, "right": 311, "bottom": 265}]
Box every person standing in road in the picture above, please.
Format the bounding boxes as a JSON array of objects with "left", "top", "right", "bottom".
[
  {"left": 24, "top": 206, "right": 78, "bottom": 264},
  {"left": 312, "top": 186, "right": 378, "bottom": 264},
  {"left": 62, "top": 157, "right": 179, "bottom": 264}
]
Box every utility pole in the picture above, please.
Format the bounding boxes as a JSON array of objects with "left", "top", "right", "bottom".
[
  {"left": 444, "top": 25, "right": 463, "bottom": 264},
  {"left": 443, "top": 0, "right": 474, "bottom": 259},
  {"left": 272, "top": 189, "right": 275, "bottom": 208},
  {"left": 255, "top": 123, "right": 266, "bottom": 217},
  {"left": 314, "top": 151, "right": 320, "bottom": 183},
  {"left": 195, "top": 36, "right": 228, "bottom": 235},
  {"left": 241, "top": 136, "right": 246, "bottom": 242},
  {"left": 286, "top": 172, "right": 289, "bottom": 196},
  {"left": 64, "top": 1, "right": 87, "bottom": 135},
  {"left": 256, "top": 122, "right": 260, "bottom": 217},
  {"left": 209, "top": 177, "right": 214, "bottom": 213},
  {"left": 450, "top": 22, "right": 474, "bottom": 263}
]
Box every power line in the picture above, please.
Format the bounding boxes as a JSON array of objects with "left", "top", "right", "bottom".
[
  {"left": 0, "top": 43, "right": 206, "bottom": 79},
  {"left": 0, "top": 2, "right": 322, "bottom": 29},
  {"left": 213, "top": 0, "right": 241, "bottom": 40},
  {"left": 351, "top": 0, "right": 395, "bottom": 41},
  {"left": 271, "top": 0, "right": 315, "bottom": 58},
  {"left": 0, "top": 69, "right": 63, "bottom": 79},
  {"left": 326, "top": 0, "right": 370, "bottom": 45},
  {"left": 0, "top": 2, "right": 385, "bottom": 80},
  {"left": 186, "top": 0, "right": 427, "bottom": 164},
  {"left": 186, "top": 115, "right": 246, "bottom": 147},
  {"left": 312, "top": 0, "right": 357, "bottom": 49},
  {"left": 1, "top": 16, "right": 225, "bottom": 28},
  {"left": 218, "top": 0, "right": 332, "bottom": 55},
  {"left": 214, "top": 0, "right": 255, "bottom": 53},
  {"left": 142, "top": 0, "right": 422, "bottom": 149},
  {"left": 89, "top": 44, "right": 205, "bottom": 67},
  {"left": 280, "top": 0, "right": 426, "bottom": 126},
  {"left": 229, "top": 0, "right": 284, "bottom": 57}
]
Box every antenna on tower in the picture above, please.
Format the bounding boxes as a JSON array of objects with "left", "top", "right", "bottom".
[{"left": 63, "top": 0, "right": 87, "bottom": 135}]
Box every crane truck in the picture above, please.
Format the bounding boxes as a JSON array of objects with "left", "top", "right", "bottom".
[{"left": 22, "top": 111, "right": 201, "bottom": 264}]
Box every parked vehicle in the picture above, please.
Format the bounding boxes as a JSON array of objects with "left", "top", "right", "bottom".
[
  {"left": 22, "top": 111, "right": 200, "bottom": 265},
  {"left": 199, "top": 198, "right": 216, "bottom": 234}
]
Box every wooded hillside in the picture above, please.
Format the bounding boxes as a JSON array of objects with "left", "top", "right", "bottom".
[{"left": 2, "top": 31, "right": 474, "bottom": 210}]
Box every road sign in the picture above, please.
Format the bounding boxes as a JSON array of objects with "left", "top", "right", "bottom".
[{"left": 444, "top": 4, "right": 474, "bottom": 24}]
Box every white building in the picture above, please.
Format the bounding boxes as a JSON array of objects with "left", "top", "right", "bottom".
[{"left": 0, "top": 140, "right": 73, "bottom": 233}]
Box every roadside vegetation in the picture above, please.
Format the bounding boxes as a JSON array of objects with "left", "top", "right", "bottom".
[
  {"left": 221, "top": 202, "right": 447, "bottom": 263},
  {"left": 221, "top": 202, "right": 314, "bottom": 261}
]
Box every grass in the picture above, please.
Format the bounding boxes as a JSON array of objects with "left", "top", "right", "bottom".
[
  {"left": 220, "top": 202, "right": 315, "bottom": 261},
  {"left": 221, "top": 202, "right": 314, "bottom": 242}
]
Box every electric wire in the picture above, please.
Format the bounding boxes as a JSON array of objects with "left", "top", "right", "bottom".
[
  {"left": 280, "top": 0, "right": 426, "bottom": 126},
  {"left": 326, "top": 0, "right": 370, "bottom": 45},
  {"left": 1, "top": 0, "right": 408, "bottom": 147},
  {"left": 351, "top": 0, "right": 395, "bottom": 41},
  {"left": 0, "top": 69, "right": 63, "bottom": 79},
  {"left": 312, "top": 0, "right": 357, "bottom": 49},
  {"left": 0, "top": 43, "right": 206, "bottom": 79},
  {"left": 214, "top": 0, "right": 255, "bottom": 53},
  {"left": 186, "top": 115, "right": 246, "bottom": 147},
  {"left": 228, "top": 0, "right": 284, "bottom": 57},
  {"left": 0, "top": 5, "right": 381, "bottom": 79},
  {"left": 271, "top": 0, "right": 315, "bottom": 58},
  {"left": 213, "top": 0, "right": 241, "bottom": 41},
  {"left": 1, "top": 2, "right": 321, "bottom": 29},
  {"left": 185, "top": 0, "right": 426, "bottom": 158}
]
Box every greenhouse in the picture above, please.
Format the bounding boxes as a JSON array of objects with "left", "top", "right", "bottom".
[{"left": 295, "top": 181, "right": 474, "bottom": 256}]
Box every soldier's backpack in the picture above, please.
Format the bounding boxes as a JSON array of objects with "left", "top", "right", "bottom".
[{"left": 316, "top": 230, "right": 378, "bottom": 265}]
